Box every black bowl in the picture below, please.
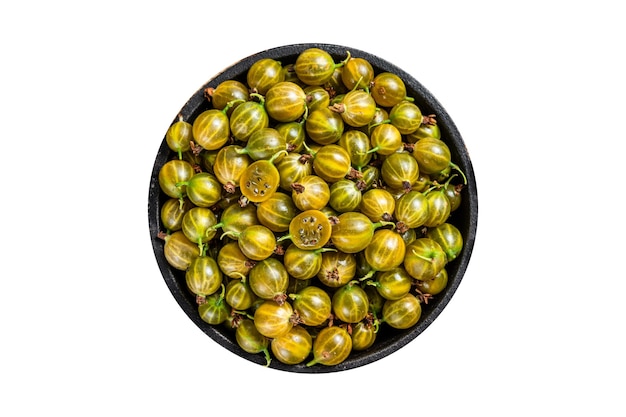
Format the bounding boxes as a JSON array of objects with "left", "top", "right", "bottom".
[{"left": 148, "top": 43, "right": 478, "bottom": 373}]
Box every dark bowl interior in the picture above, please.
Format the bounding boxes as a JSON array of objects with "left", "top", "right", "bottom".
[{"left": 148, "top": 43, "right": 478, "bottom": 373}]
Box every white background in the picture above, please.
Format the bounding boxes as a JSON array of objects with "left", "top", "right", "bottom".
[{"left": 2, "top": 1, "right": 625, "bottom": 415}]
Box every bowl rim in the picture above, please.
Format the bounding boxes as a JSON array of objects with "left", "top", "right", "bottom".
[{"left": 148, "top": 42, "right": 478, "bottom": 373}]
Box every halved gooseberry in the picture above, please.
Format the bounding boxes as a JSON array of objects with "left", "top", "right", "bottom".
[
  {"left": 279, "top": 209, "right": 332, "bottom": 250},
  {"left": 239, "top": 150, "right": 286, "bottom": 203}
]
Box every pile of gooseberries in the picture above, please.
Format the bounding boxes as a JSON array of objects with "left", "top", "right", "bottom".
[{"left": 155, "top": 47, "right": 467, "bottom": 368}]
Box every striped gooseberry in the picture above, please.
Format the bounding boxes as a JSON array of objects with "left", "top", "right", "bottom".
[
  {"left": 305, "top": 107, "right": 344, "bottom": 145},
  {"left": 341, "top": 55, "right": 374, "bottom": 90},
  {"left": 212, "top": 145, "right": 252, "bottom": 194},
  {"left": 290, "top": 285, "right": 332, "bottom": 327},
  {"left": 443, "top": 182, "right": 464, "bottom": 212},
  {"left": 403, "top": 238, "right": 447, "bottom": 281},
  {"left": 160, "top": 230, "right": 200, "bottom": 271},
  {"left": 271, "top": 325, "right": 313, "bottom": 365},
  {"left": 338, "top": 129, "right": 371, "bottom": 170},
  {"left": 291, "top": 174, "right": 330, "bottom": 211},
  {"left": 205, "top": 79, "right": 249, "bottom": 114},
  {"left": 211, "top": 202, "right": 259, "bottom": 238},
  {"left": 294, "top": 48, "right": 343, "bottom": 86},
  {"left": 304, "top": 85, "right": 330, "bottom": 112},
  {"left": 246, "top": 58, "right": 284, "bottom": 95},
  {"left": 225, "top": 278, "right": 257, "bottom": 311},
  {"left": 192, "top": 107, "right": 231, "bottom": 151},
  {"left": 368, "top": 123, "right": 402, "bottom": 155},
  {"left": 329, "top": 179, "right": 362, "bottom": 213},
  {"left": 223, "top": 224, "right": 277, "bottom": 261},
  {"left": 248, "top": 257, "right": 290, "bottom": 303},
  {"left": 367, "top": 267, "right": 412, "bottom": 301},
  {"left": 265, "top": 81, "right": 308, "bottom": 123},
  {"left": 350, "top": 320, "right": 377, "bottom": 351},
  {"left": 276, "top": 121, "right": 306, "bottom": 152},
  {"left": 423, "top": 187, "right": 452, "bottom": 228},
  {"left": 415, "top": 268, "right": 449, "bottom": 296},
  {"left": 331, "top": 89, "right": 377, "bottom": 128},
  {"left": 330, "top": 212, "right": 393, "bottom": 254},
  {"left": 178, "top": 172, "right": 222, "bottom": 208},
  {"left": 370, "top": 72, "right": 407, "bottom": 108},
  {"left": 381, "top": 152, "right": 419, "bottom": 192},
  {"left": 237, "top": 127, "right": 286, "bottom": 161},
  {"left": 181, "top": 206, "right": 218, "bottom": 253},
  {"left": 235, "top": 318, "right": 272, "bottom": 367},
  {"left": 394, "top": 190, "right": 430, "bottom": 231},
  {"left": 160, "top": 197, "right": 193, "bottom": 232},
  {"left": 317, "top": 250, "right": 357, "bottom": 288},
  {"left": 331, "top": 281, "right": 369, "bottom": 324},
  {"left": 412, "top": 137, "right": 451, "bottom": 175},
  {"left": 306, "top": 325, "right": 352, "bottom": 367},
  {"left": 229, "top": 95, "right": 269, "bottom": 142},
  {"left": 283, "top": 245, "right": 336, "bottom": 280},
  {"left": 158, "top": 159, "right": 195, "bottom": 200},
  {"left": 185, "top": 255, "right": 223, "bottom": 304},
  {"left": 406, "top": 121, "right": 441, "bottom": 143},
  {"left": 311, "top": 144, "right": 352, "bottom": 183},
  {"left": 165, "top": 117, "right": 193, "bottom": 159},
  {"left": 359, "top": 188, "right": 395, "bottom": 223},
  {"left": 256, "top": 191, "right": 298, "bottom": 233},
  {"left": 253, "top": 300, "right": 295, "bottom": 339},
  {"left": 388, "top": 100, "right": 423, "bottom": 135},
  {"left": 198, "top": 285, "right": 229, "bottom": 325},
  {"left": 216, "top": 241, "right": 255, "bottom": 279},
  {"left": 381, "top": 293, "right": 422, "bottom": 329},
  {"left": 275, "top": 152, "right": 312, "bottom": 191},
  {"left": 426, "top": 222, "right": 464, "bottom": 262},
  {"left": 364, "top": 229, "right": 406, "bottom": 272}
]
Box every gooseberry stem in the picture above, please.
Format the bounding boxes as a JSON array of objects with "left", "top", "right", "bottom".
[
  {"left": 198, "top": 241, "right": 207, "bottom": 257},
  {"left": 276, "top": 234, "right": 292, "bottom": 243},
  {"left": 302, "top": 141, "right": 317, "bottom": 158},
  {"left": 411, "top": 248, "right": 434, "bottom": 263},
  {"left": 262, "top": 348, "right": 272, "bottom": 367},
  {"left": 250, "top": 92, "right": 265, "bottom": 105},
  {"left": 337, "top": 50, "right": 351, "bottom": 68},
  {"left": 232, "top": 309, "right": 252, "bottom": 318},
  {"left": 450, "top": 162, "right": 468, "bottom": 185},
  {"left": 216, "top": 283, "right": 226, "bottom": 302},
  {"left": 443, "top": 173, "right": 459, "bottom": 188},
  {"left": 269, "top": 149, "right": 289, "bottom": 164},
  {"left": 358, "top": 270, "right": 376, "bottom": 282},
  {"left": 224, "top": 98, "right": 246, "bottom": 112},
  {"left": 372, "top": 220, "right": 395, "bottom": 231},
  {"left": 209, "top": 221, "right": 224, "bottom": 232},
  {"left": 231, "top": 272, "right": 247, "bottom": 282},
  {"left": 368, "top": 118, "right": 390, "bottom": 130},
  {"left": 316, "top": 247, "right": 337, "bottom": 254},
  {"left": 220, "top": 230, "right": 240, "bottom": 240}
]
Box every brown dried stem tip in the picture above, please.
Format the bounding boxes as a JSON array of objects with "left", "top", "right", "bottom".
[
  {"left": 422, "top": 114, "right": 437, "bottom": 125},
  {"left": 204, "top": 87, "right": 215, "bottom": 101}
]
